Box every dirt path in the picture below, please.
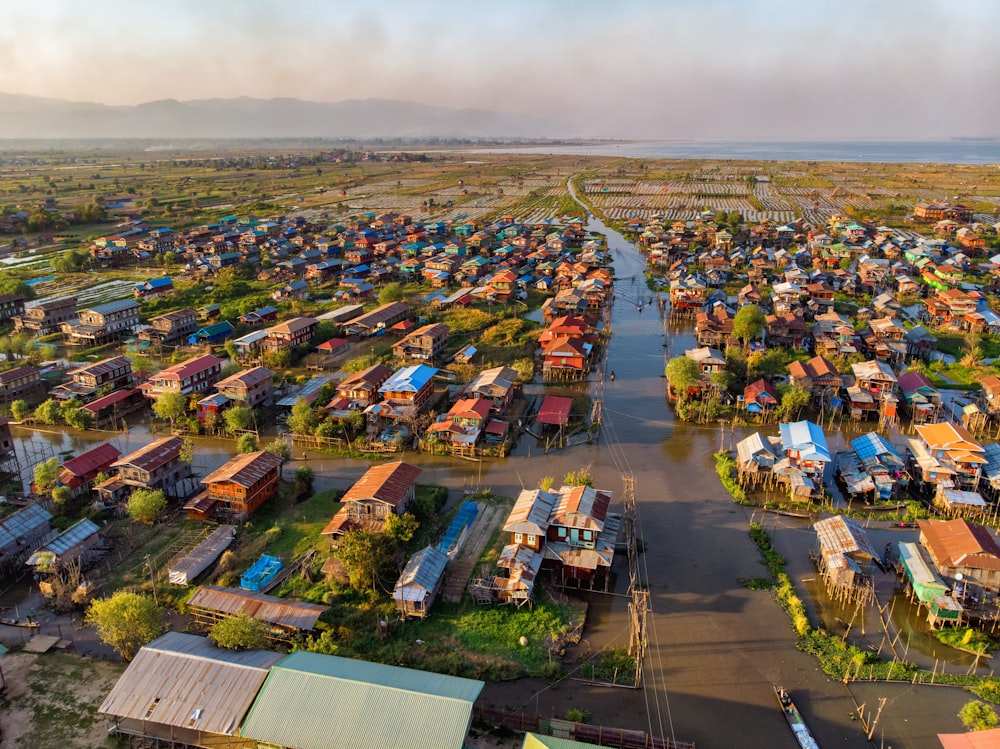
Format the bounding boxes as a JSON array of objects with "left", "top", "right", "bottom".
[
  {"left": 441, "top": 504, "right": 503, "bottom": 602},
  {"left": 0, "top": 650, "right": 125, "bottom": 749}
]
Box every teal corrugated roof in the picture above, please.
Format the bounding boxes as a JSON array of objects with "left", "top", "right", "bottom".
[{"left": 241, "top": 651, "right": 483, "bottom": 749}]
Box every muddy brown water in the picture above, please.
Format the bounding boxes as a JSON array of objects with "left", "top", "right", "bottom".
[{"left": 4, "top": 214, "right": 970, "bottom": 747}]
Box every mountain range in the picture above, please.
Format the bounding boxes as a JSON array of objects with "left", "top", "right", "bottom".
[{"left": 0, "top": 93, "right": 554, "bottom": 140}]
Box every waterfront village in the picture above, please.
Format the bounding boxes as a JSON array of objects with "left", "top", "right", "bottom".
[{"left": 1, "top": 151, "right": 1000, "bottom": 748}]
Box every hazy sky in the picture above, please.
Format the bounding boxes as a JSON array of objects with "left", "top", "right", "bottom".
[{"left": 3, "top": 0, "right": 998, "bottom": 139}]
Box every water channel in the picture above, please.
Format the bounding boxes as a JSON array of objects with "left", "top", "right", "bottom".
[{"left": 4, "top": 201, "right": 972, "bottom": 747}]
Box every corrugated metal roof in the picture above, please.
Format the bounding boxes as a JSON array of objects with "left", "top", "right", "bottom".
[
  {"left": 61, "top": 442, "right": 121, "bottom": 478},
  {"left": 503, "top": 489, "right": 556, "bottom": 535},
  {"left": 340, "top": 461, "right": 422, "bottom": 508},
  {"left": 813, "top": 516, "right": 879, "bottom": 560},
  {"left": 0, "top": 504, "right": 52, "bottom": 550},
  {"left": 99, "top": 632, "right": 282, "bottom": 735},
  {"left": 187, "top": 585, "right": 328, "bottom": 631},
  {"left": 113, "top": 436, "right": 183, "bottom": 472},
  {"left": 240, "top": 651, "right": 483, "bottom": 749},
  {"left": 394, "top": 545, "right": 448, "bottom": 596},
  {"left": 201, "top": 451, "right": 283, "bottom": 488},
  {"left": 919, "top": 519, "right": 1000, "bottom": 571},
  {"left": 88, "top": 299, "right": 139, "bottom": 315},
  {"left": 168, "top": 526, "right": 236, "bottom": 585},
  {"left": 42, "top": 518, "right": 100, "bottom": 557}
]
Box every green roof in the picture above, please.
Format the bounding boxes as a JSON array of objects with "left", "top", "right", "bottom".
[
  {"left": 240, "top": 651, "right": 484, "bottom": 749},
  {"left": 523, "top": 733, "right": 602, "bottom": 748}
]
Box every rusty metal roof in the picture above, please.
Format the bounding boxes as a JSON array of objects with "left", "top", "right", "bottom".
[
  {"left": 340, "top": 461, "right": 422, "bottom": 508},
  {"left": 112, "top": 436, "right": 183, "bottom": 472},
  {"left": 813, "top": 516, "right": 879, "bottom": 560},
  {"left": 215, "top": 366, "right": 274, "bottom": 390},
  {"left": 503, "top": 489, "right": 556, "bottom": 535},
  {"left": 551, "top": 485, "right": 611, "bottom": 532},
  {"left": 98, "top": 632, "right": 282, "bottom": 735},
  {"left": 201, "top": 451, "right": 283, "bottom": 488},
  {"left": 188, "top": 585, "right": 328, "bottom": 631},
  {"left": 919, "top": 518, "right": 1000, "bottom": 571}
]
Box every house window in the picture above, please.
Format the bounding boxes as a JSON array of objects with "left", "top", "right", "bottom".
[
  {"left": 526, "top": 534, "right": 536, "bottom": 546},
  {"left": 514, "top": 533, "right": 523, "bottom": 544}
]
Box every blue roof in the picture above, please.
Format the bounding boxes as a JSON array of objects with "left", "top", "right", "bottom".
[
  {"left": 851, "top": 432, "right": 900, "bottom": 463},
  {"left": 380, "top": 364, "right": 438, "bottom": 394},
  {"left": 143, "top": 277, "right": 173, "bottom": 289},
  {"left": 779, "top": 420, "right": 831, "bottom": 462}
]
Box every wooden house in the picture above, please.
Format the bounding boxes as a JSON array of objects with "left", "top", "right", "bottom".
[
  {"left": 101, "top": 436, "right": 194, "bottom": 505},
  {"left": 911, "top": 421, "right": 986, "bottom": 490},
  {"left": 62, "top": 299, "right": 140, "bottom": 346},
  {"left": 134, "top": 277, "right": 174, "bottom": 300},
  {"left": 27, "top": 518, "right": 101, "bottom": 572},
  {"left": 262, "top": 317, "right": 317, "bottom": 352},
  {"left": 14, "top": 298, "right": 77, "bottom": 335},
  {"left": 0, "top": 503, "right": 53, "bottom": 578},
  {"left": 377, "top": 364, "right": 438, "bottom": 416},
  {"left": 0, "top": 294, "right": 25, "bottom": 324},
  {"left": 186, "top": 451, "right": 283, "bottom": 523},
  {"left": 140, "top": 355, "right": 225, "bottom": 399},
  {"left": 779, "top": 420, "right": 831, "bottom": 477},
  {"left": 140, "top": 308, "right": 197, "bottom": 345},
  {"left": 787, "top": 356, "right": 842, "bottom": 400},
  {"left": 321, "top": 461, "right": 422, "bottom": 539},
  {"left": 0, "top": 365, "right": 43, "bottom": 405},
  {"left": 542, "top": 338, "right": 589, "bottom": 382},
  {"left": 743, "top": 378, "right": 779, "bottom": 413},
  {"left": 393, "top": 545, "right": 448, "bottom": 619},
  {"left": 392, "top": 323, "right": 449, "bottom": 362},
  {"left": 52, "top": 356, "right": 133, "bottom": 402},
  {"left": 343, "top": 302, "right": 410, "bottom": 337},
  {"left": 918, "top": 518, "right": 1000, "bottom": 592},
  {"left": 58, "top": 443, "right": 121, "bottom": 496},
  {"left": 331, "top": 363, "right": 392, "bottom": 409},
  {"left": 465, "top": 366, "right": 517, "bottom": 413},
  {"left": 215, "top": 367, "right": 274, "bottom": 408}
]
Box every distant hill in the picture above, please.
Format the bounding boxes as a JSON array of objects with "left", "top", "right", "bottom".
[{"left": 0, "top": 93, "right": 553, "bottom": 139}]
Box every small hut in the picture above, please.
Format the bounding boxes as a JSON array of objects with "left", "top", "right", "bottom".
[
  {"left": 393, "top": 545, "right": 448, "bottom": 619},
  {"left": 811, "top": 516, "right": 879, "bottom": 605}
]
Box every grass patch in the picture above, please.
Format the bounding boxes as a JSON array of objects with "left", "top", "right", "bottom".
[{"left": 936, "top": 627, "right": 998, "bottom": 655}]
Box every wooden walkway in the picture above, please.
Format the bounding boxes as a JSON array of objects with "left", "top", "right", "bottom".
[{"left": 441, "top": 504, "right": 504, "bottom": 602}]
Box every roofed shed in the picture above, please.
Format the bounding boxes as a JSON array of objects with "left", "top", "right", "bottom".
[
  {"left": 240, "top": 651, "right": 484, "bottom": 749},
  {"left": 99, "top": 632, "right": 283, "bottom": 747},
  {"left": 187, "top": 585, "right": 328, "bottom": 640}
]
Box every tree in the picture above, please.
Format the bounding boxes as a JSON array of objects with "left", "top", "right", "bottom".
[
  {"left": 294, "top": 465, "right": 314, "bottom": 497},
  {"left": 563, "top": 468, "right": 594, "bottom": 487},
  {"left": 286, "top": 397, "right": 318, "bottom": 435},
  {"left": 538, "top": 476, "right": 555, "bottom": 491},
  {"left": 960, "top": 700, "right": 999, "bottom": 732},
  {"left": 52, "top": 486, "right": 72, "bottom": 507},
  {"left": 336, "top": 530, "right": 398, "bottom": 591},
  {"left": 264, "top": 438, "right": 291, "bottom": 464},
  {"left": 779, "top": 384, "right": 811, "bottom": 420},
  {"left": 86, "top": 591, "right": 163, "bottom": 661},
  {"left": 179, "top": 438, "right": 195, "bottom": 465},
  {"left": 732, "top": 305, "right": 766, "bottom": 350},
  {"left": 208, "top": 612, "right": 270, "bottom": 650},
  {"left": 385, "top": 512, "right": 419, "bottom": 544},
  {"left": 665, "top": 356, "right": 701, "bottom": 398},
  {"left": 33, "top": 398, "right": 61, "bottom": 425},
  {"left": 223, "top": 404, "right": 255, "bottom": 434},
  {"left": 151, "top": 391, "right": 187, "bottom": 430},
  {"left": 58, "top": 399, "right": 93, "bottom": 430},
  {"left": 127, "top": 489, "right": 167, "bottom": 525},
  {"left": 33, "top": 457, "right": 61, "bottom": 496},
  {"left": 10, "top": 399, "right": 30, "bottom": 420},
  {"left": 236, "top": 433, "right": 259, "bottom": 454},
  {"left": 378, "top": 282, "right": 406, "bottom": 305}
]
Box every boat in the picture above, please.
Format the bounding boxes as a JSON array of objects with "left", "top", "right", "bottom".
[{"left": 774, "top": 686, "right": 820, "bottom": 749}]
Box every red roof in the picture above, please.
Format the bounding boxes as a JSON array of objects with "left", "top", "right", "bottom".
[
  {"left": 59, "top": 442, "right": 121, "bottom": 488},
  {"left": 153, "top": 355, "right": 224, "bottom": 382},
  {"left": 81, "top": 388, "right": 139, "bottom": 413},
  {"left": 317, "top": 337, "right": 348, "bottom": 353},
  {"left": 536, "top": 395, "right": 573, "bottom": 426}
]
